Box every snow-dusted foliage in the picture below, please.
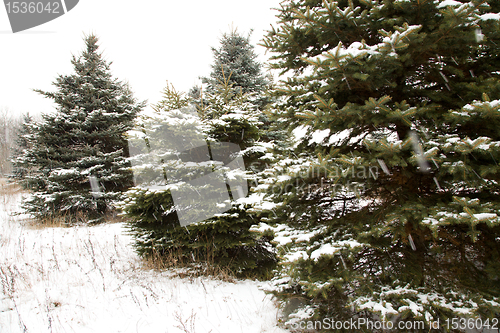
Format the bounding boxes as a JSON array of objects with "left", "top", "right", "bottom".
[
  {"left": 256, "top": 0, "right": 500, "bottom": 329},
  {"left": 12, "top": 35, "right": 144, "bottom": 223},
  {"left": 201, "top": 29, "right": 270, "bottom": 99},
  {"left": 120, "top": 82, "right": 277, "bottom": 278}
]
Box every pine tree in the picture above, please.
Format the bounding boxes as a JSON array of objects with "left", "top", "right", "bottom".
[
  {"left": 192, "top": 29, "right": 282, "bottom": 175},
  {"left": 18, "top": 34, "right": 144, "bottom": 223},
  {"left": 201, "top": 29, "right": 269, "bottom": 98},
  {"left": 259, "top": 0, "right": 500, "bottom": 330},
  {"left": 122, "top": 82, "right": 276, "bottom": 279}
]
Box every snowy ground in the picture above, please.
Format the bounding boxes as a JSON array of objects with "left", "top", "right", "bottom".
[{"left": 0, "top": 182, "right": 288, "bottom": 333}]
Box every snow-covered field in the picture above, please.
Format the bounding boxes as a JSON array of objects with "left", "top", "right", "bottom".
[{"left": 0, "top": 181, "right": 287, "bottom": 333}]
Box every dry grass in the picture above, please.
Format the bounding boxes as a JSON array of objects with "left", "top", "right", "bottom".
[
  {"left": 28, "top": 211, "right": 128, "bottom": 229},
  {"left": 25, "top": 215, "right": 70, "bottom": 229},
  {"left": 141, "top": 246, "right": 237, "bottom": 283},
  {"left": 0, "top": 178, "right": 21, "bottom": 201}
]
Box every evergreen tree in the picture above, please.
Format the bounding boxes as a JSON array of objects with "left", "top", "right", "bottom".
[
  {"left": 122, "top": 82, "right": 276, "bottom": 279},
  {"left": 18, "top": 34, "right": 144, "bottom": 223},
  {"left": 258, "top": 0, "right": 500, "bottom": 330},
  {"left": 201, "top": 29, "right": 269, "bottom": 98},
  {"left": 196, "top": 28, "right": 291, "bottom": 155}
]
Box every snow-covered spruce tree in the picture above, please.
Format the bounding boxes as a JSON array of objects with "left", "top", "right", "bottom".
[
  {"left": 19, "top": 34, "right": 144, "bottom": 223},
  {"left": 122, "top": 82, "right": 276, "bottom": 279},
  {"left": 201, "top": 29, "right": 269, "bottom": 97},
  {"left": 258, "top": 0, "right": 500, "bottom": 330},
  {"left": 200, "top": 28, "right": 289, "bottom": 155}
]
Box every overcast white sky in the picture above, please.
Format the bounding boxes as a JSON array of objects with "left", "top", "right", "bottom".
[{"left": 0, "top": 0, "right": 283, "bottom": 118}]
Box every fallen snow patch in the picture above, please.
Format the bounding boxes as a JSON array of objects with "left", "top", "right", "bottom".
[{"left": 0, "top": 187, "right": 286, "bottom": 333}]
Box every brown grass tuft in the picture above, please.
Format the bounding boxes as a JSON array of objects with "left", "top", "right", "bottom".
[{"left": 141, "top": 247, "right": 236, "bottom": 283}]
